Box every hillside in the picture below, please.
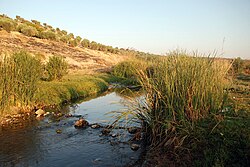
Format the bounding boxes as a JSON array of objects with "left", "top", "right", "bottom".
[{"left": 0, "top": 30, "right": 126, "bottom": 71}]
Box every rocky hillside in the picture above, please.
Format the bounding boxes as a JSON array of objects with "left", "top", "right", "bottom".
[{"left": 0, "top": 30, "right": 127, "bottom": 71}]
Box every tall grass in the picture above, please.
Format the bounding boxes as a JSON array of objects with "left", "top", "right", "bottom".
[
  {"left": 45, "top": 56, "right": 68, "bottom": 81},
  {"left": 0, "top": 51, "right": 42, "bottom": 113},
  {"left": 128, "top": 51, "right": 232, "bottom": 147}
]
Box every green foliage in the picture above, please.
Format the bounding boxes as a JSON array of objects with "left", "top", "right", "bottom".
[
  {"left": 45, "top": 56, "right": 68, "bottom": 81},
  {"left": 0, "top": 17, "right": 16, "bottom": 32},
  {"left": 39, "top": 30, "right": 56, "bottom": 40},
  {"left": 69, "top": 39, "right": 78, "bottom": 47},
  {"left": 60, "top": 35, "right": 71, "bottom": 44},
  {"left": 113, "top": 61, "right": 137, "bottom": 78},
  {"left": 19, "top": 25, "right": 38, "bottom": 37},
  {"left": 0, "top": 51, "right": 42, "bottom": 112},
  {"left": 61, "top": 30, "right": 67, "bottom": 35},
  {"left": 75, "top": 36, "right": 82, "bottom": 43},
  {"left": 34, "top": 75, "right": 109, "bottom": 106},
  {"left": 232, "top": 57, "right": 244, "bottom": 74},
  {"left": 81, "top": 39, "right": 90, "bottom": 48}
]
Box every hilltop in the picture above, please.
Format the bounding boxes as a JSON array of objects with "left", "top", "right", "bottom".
[
  {"left": 0, "top": 14, "right": 137, "bottom": 71},
  {"left": 0, "top": 30, "right": 126, "bottom": 71}
]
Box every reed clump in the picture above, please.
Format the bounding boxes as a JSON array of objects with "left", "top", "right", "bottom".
[
  {"left": 0, "top": 51, "right": 42, "bottom": 113},
  {"left": 45, "top": 56, "right": 68, "bottom": 81},
  {"left": 131, "top": 51, "right": 231, "bottom": 147}
]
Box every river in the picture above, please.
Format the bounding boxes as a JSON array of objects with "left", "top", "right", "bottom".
[{"left": 0, "top": 91, "right": 142, "bottom": 167}]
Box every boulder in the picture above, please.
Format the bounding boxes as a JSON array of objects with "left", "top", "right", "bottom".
[{"left": 74, "top": 118, "right": 89, "bottom": 128}]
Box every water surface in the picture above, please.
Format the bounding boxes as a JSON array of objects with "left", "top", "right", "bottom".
[{"left": 0, "top": 91, "right": 141, "bottom": 167}]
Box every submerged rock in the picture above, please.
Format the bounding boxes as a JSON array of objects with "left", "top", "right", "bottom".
[
  {"left": 56, "top": 129, "right": 62, "bottom": 134},
  {"left": 128, "top": 127, "right": 140, "bottom": 134},
  {"left": 35, "top": 109, "right": 45, "bottom": 117},
  {"left": 131, "top": 132, "right": 142, "bottom": 141},
  {"left": 130, "top": 144, "right": 140, "bottom": 151},
  {"left": 74, "top": 118, "right": 89, "bottom": 128},
  {"left": 101, "top": 128, "right": 111, "bottom": 135},
  {"left": 91, "top": 123, "right": 101, "bottom": 129},
  {"left": 65, "top": 113, "right": 73, "bottom": 118}
]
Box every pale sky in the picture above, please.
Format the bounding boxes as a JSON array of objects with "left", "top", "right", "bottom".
[{"left": 0, "top": 0, "right": 250, "bottom": 59}]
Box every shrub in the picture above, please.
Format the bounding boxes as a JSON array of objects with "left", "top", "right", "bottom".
[
  {"left": 75, "top": 36, "right": 82, "bottom": 43},
  {"left": 232, "top": 57, "right": 243, "bottom": 74},
  {"left": 39, "top": 30, "right": 56, "bottom": 40},
  {"left": 60, "top": 35, "right": 71, "bottom": 44},
  {"left": 0, "top": 17, "right": 16, "bottom": 32},
  {"left": 20, "top": 25, "right": 38, "bottom": 37},
  {"left": 45, "top": 56, "right": 68, "bottom": 81},
  {"left": 69, "top": 39, "right": 78, "bottom": 47},
  {"left": 81, "top": 39, "right": 90, "bottom": 48},
  {"left": 113, "top": 61, "right": 137, "bottom": 78}
]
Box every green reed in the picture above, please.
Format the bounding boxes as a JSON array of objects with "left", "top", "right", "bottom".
[{"left": 0, "top": 51, "right": 42, "bottom": 113}]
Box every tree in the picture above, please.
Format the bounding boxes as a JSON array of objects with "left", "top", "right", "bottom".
[
  {"left": 232, "top": 57, "right": 244, "bottom": 74},
  {"left": 81, "top": 39, "right": 90, "bottom": 48}
]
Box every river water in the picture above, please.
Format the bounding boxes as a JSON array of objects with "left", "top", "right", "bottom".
[{"left": 0, "top": 91, "right": 142, "bottom": 167}]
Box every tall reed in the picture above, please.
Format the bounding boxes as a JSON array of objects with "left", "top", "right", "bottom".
[
  {"left": 132, "top": 51, "right": 231, "bottom": 147},
  {"left": 0, "top": 51, "right": 42, "bottom": 113}
]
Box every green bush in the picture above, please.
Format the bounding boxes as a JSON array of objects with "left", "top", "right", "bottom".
[
  {"left": 113, "top": 61, "right": 137, "bottom": 79},
  {"left": 60, "top": 35, "right": 71, "bottom": 44},
  {"left": 0, "top": 17, "right": 16, "bottom": 32},
  {"left": 232, "top": 57, "right": 244, "bottom": 74},
  {"left": 69, "top": 39, "right": 78, "bottom": 47},
  {"left": 81, "top": 39, "right": 90, "bottom": 48},
  {"left": 20, "top": 25, "right": 38, "bottom": 37},
  {"left": 45, "top": 56, "right": 68, "bottom": 81},
  {"left": 39, "top": 30, "right": 56, "bottom": 40}
]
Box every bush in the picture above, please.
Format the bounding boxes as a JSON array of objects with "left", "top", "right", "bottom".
[
  {"left": 39, "top": 30, "right": 56, "bottom": 40},
  {"left": 60, "top": 35, "right": 71, "bottom": 44},
  {"left": 45, "top": 56, "right": 68, "bottom": 81},
  {"left": 0, "top": 18, "right": 16, "bottom": 32},
  {"left": 113, "top": 61, "right": 137, "bottom": 78},
  {"left": 232, "top": 57, "right": 244, "bottom": 74},
  {"left": 81, "top": 39, "right": 90, "bottom": 48},
  {"left": 69, "top": 39, "right": 78, "bottom": 47},
  {"left": 20, "top": 25, "right": 38, "bottom": 37}
]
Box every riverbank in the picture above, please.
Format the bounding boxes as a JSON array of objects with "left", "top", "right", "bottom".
[{"left": 0, "top": 73, "right": 124, "bottom": 126}]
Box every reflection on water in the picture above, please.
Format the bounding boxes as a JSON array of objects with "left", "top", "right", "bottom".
[{"left": 0, "top": 91, "right": 142, "bottom": 167}]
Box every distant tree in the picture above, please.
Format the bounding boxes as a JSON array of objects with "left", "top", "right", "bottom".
[
  {"left": 81, "top": 39, "right": 90, "bottom": 48},
  {"left": 232, "top": 57, "right": 244, "bottom": 74},
  {"left": 0, "top": 17, "right": 16, "bottom": 32},
  {"left": 61, "top": 30, "right": 67, "bottom": 35},
  {"left": 69, "top": 39, "right": 78, "bottom": 47},
  {"left": 39, "top": 30, "right": 56, "bottom": 40},
  {"left": 60, "top": 35, "right": 71, "bottom": 44},
  {"left": 68, "top": 33, "right": 74, "bottom": 39},
  {"left": 75, "top": 36, "right": 82, "bottom": 43},
  {"left": 31, "top": 19, "right": 41, "bottom": 26},
  {"left": 20, "top": 25, "right": 38, "bottom": 37},
  {"left": 90, "top": 41, "right": 98, "bottom": 50}
]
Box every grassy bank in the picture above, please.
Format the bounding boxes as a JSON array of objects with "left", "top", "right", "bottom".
[
  {"left": 112, "top": 51, "right": 250, "bottom": 166},
  {"left": 33, "top": 74, "right": 109, "bottom": 107}
]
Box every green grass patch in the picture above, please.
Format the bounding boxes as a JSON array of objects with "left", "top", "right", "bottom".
[{"left": 34, "top": 74, "right": 109, "bottom": 106}]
